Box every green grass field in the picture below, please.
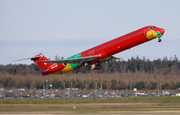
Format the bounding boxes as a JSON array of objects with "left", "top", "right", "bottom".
[{"left": 0, "top": 97, "right": 180, "bottom": 113}]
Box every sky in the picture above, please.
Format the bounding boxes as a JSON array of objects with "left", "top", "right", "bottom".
[{"left": 0, "top": 0, "right": 180, "bottom": 65}]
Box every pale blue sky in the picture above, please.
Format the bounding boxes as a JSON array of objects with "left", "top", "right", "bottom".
[{"left": 0, "top": 0, "right": 180, "bottom": 65}]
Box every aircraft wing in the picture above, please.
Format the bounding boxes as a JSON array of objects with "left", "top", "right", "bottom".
[
  {"left": 102, "top": 56, "right": 121, "bottom": 62},
  {"left": 38, "top": 55, "right": 101, "bottom": 64}
]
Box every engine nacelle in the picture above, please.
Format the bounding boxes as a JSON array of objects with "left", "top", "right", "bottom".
[{"left": 91, "top": 64, "right": 97, "bottom": 70}]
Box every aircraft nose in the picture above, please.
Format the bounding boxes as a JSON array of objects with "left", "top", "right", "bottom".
[{"left": 160, "top": 28, "right": 165, "bottom": 34}]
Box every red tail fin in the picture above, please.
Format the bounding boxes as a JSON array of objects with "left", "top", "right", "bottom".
[{"left": 31, "top": 53, "right": 55, "bottom": 71}]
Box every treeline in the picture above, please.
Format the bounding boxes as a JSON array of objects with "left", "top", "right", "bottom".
[
  {"left": 1, "top": 72, "right": 180, "bottom": 90},
  {"left": 0, "top": 63, "right": 41, "bottom": 75},
  {"left": 0, "top": 55, "right": 180, "bottom": 90},
  {"left": 73, "top": 55, "right": 180, "bottom": 75}
]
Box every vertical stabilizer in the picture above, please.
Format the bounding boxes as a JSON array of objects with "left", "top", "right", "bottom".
[{"left": 31, "top": 53, "right": 54, "bottom": 71}]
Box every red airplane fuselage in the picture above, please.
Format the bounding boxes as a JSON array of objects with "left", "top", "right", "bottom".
[{"left": 31, "top": 25, "right": 165, "bottom": 75}]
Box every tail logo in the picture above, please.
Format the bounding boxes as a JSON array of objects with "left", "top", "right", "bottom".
[{"left": 146, "top": 30, "right": 158, "bottom": 40}]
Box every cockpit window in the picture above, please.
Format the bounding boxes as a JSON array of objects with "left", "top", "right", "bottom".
[{"left": 149, "top": 26, "right": 157, "bottom": 30}]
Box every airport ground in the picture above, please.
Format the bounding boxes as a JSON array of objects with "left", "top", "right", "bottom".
[
  {"left": 0, "top": 97, "right": 180, "bottom": 113},
  {"left": 0, "top": 113, "right": 179, "bottom": 115}
]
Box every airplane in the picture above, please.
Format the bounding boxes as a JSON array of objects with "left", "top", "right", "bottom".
[{"left": 16, "top": 25, "right": 165, "bottom": 76}]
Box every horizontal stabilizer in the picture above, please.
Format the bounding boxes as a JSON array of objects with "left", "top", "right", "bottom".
[
  {"left": 38, "top": 55, "right": 101, "bottom": 64},
  {"left": 14, "top": 56, "right": 41, "bottom": 61}
]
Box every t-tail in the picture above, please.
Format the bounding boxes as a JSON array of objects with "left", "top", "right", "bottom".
[
  {"left": 31, "top": 53, "right": 66, "bottom": 76},
  {"left": 15, "top": 53, "right": 66, "bottom": 76},
  {"left": 31, "top": 53, "right": 54, "bottom": 71}
]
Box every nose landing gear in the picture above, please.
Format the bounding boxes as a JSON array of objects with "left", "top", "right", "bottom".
[{"left": 158, "top": 38, "right": 162, "bottom": 42}]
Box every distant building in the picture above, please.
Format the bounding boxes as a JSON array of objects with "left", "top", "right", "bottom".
[
  {"left": 66, "top": 88, "right": 78, "bottom": 91},
  {"left": 176, "top": 93, "right": 180, "bottom": 96},
  {"left": 0, "top": 88, "right": 5, "bottom": 97},
  {"left": 12, "top": 88, "right": 25, "bottom": 92}
]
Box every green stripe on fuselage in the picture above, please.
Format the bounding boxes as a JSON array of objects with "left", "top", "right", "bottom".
[
  {"left": 67, "top": 53, "right": 82, "bottom": 69},
  {"left": 156, "top": 31, "right": 163, "bottom": 38}
]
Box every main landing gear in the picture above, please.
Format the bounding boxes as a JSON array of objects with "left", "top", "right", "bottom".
[
  {"left": 85, "top": 63, "right": 101, "bottom": 70},
  {"left": 85, "top": 63, "right": 91, "bottom": 70},
  {"left": 96, "top": 63, "right": 101, "bottom": 70}
]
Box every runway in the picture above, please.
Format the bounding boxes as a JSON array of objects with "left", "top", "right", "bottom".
[{"left": 1, "top": 113, "right": 180, "bottom": 115}]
